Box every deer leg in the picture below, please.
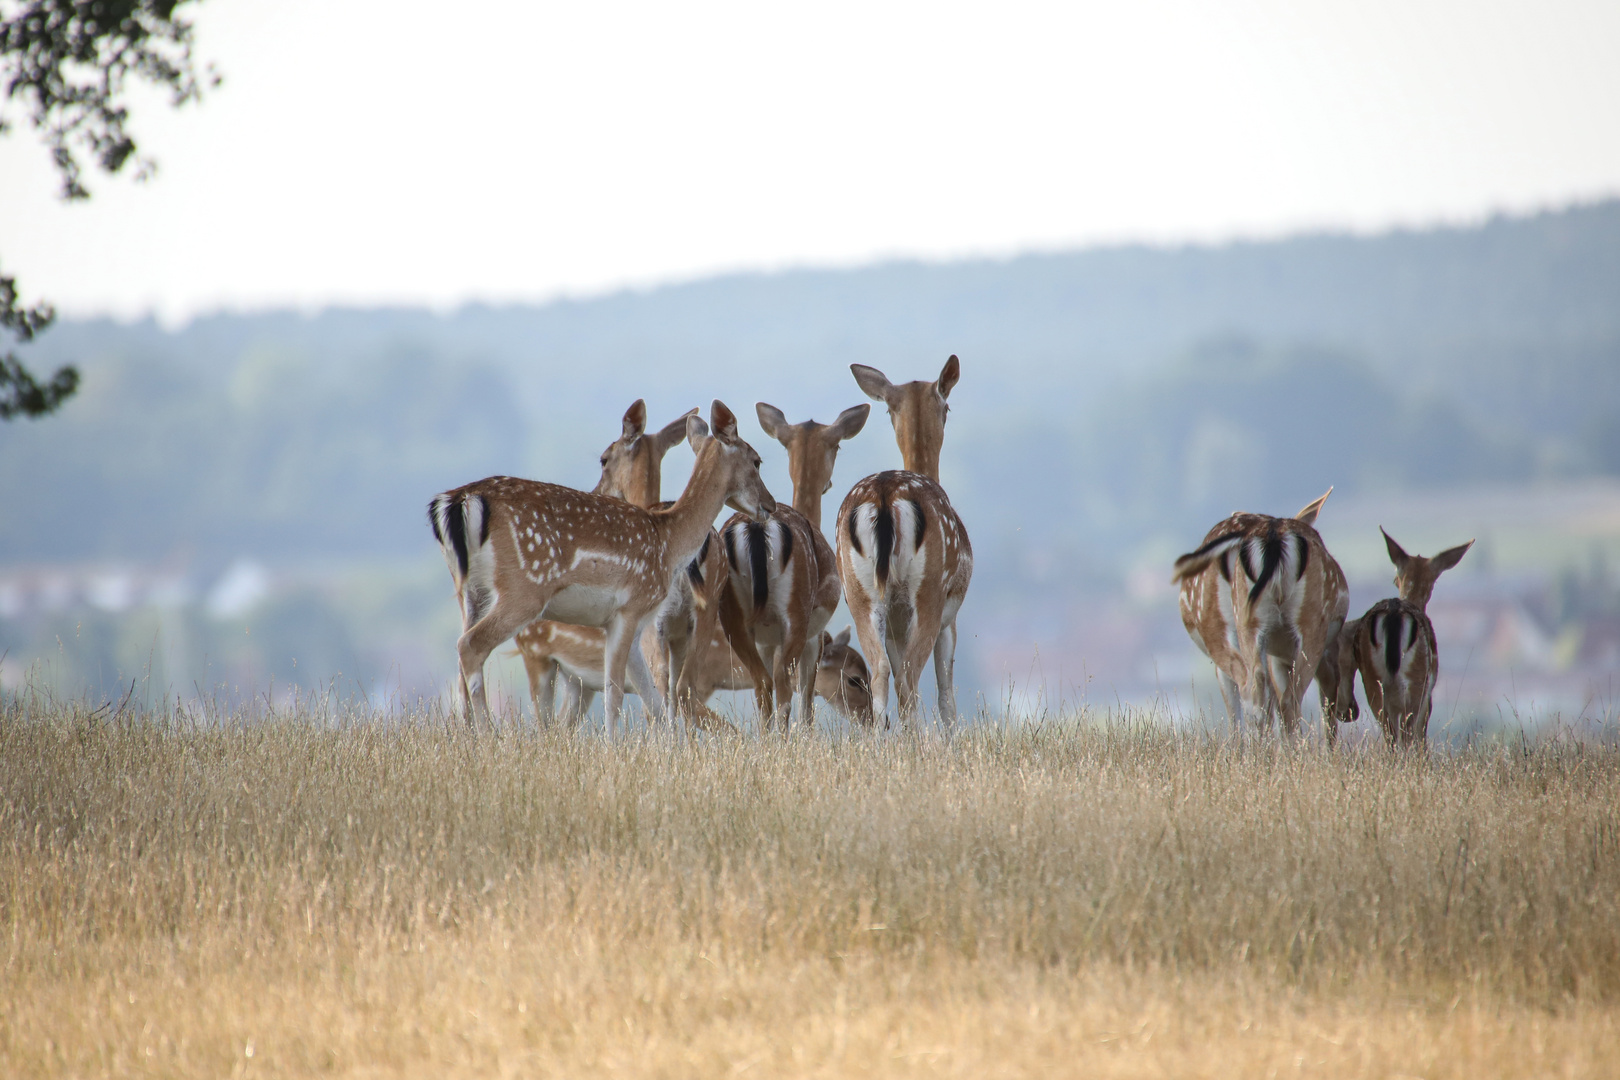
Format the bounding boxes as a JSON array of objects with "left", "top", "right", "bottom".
[
  {"left": 559, "top": 673, "right": 586, "bottom": 729},
  {"left": 883, "top": 629, "right": 908, "bottom": 729},
  {"left": 896, "top": 621, "right": 939, "bottom": 733},
  {"left": 1215, "top": 667, "right": 1245, "bottom": 739},
  {"left": 717, "top": 581, "right": 771, "bottom": 730},
  {"left": 848, "top": 594, "right": 890, "bottom": 731},
  {"left": 458, "top": 601, "right": 544, "bottom": 729},
  {"left": 932, "top": 620, "right": 959, "bottom": 731},
  {"left": 628, "top": 626, "right": 665, "bottom": 726},
  {"left": 601, "top": 614, "right": 647, "bottom": 739},
  {"left": 762, "top": 644, "right": 791, "bottom": 733},
  {"left": 527, "top": 658, "right": 557, "bottom": 728},
  {"left": 793, "top": 635, "right": 820, "bottom": 731},
  {"left": 664, "top": 627, "right": 693, "bottom": 730}
]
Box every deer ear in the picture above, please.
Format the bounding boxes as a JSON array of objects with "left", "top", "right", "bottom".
[
  {"left": 851, "top": 364, "right": 896, "bottom": 404},
  {"left": 710, "top": 400, "right": 739, "bottom": 440},
  {"left": 820, "top": 630, "right": 833, "bottom": 649},
  {"left": 656, "top": 408, "right": 698, "bottom": 453},
  {"left": 832, "top": 626, "right": 852, "bottom": 647},
  {"left": 937, "top": 354, "right": 960, "bottom": 399},
  {"left": 1430, "top": 539, "right": 1474, "bottom": 574},
  {"left": 1381, "top": 527, "right": 1411, "bottom": 570},
  {"left": 1294, "top": 486, "right": 1332, "bottom": 526},
  {"left": 621, "top": 399, "right": 647, "bottom": 441},
  {"left": 686, "top": 412, "right": 710, "bottom": 453},
  {"left": 832, "top": 403, "right": 870, "bottom": 441},
  {"left": 756, "top": 402, "right": 789, "bottom": 442}
]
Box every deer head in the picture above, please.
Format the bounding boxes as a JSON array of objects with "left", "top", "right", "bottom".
[
  {"left": 687, "top": 400, "right": 775, "bottom": 523},
  {"left": 1381, "top": 528, "right": 1474, "bottom": 610},
  {"left": 850, "top": 355, "right": 959, "bottom": 481},
  {"left": 754, "top": 401, "right": 869, "bottom": 529},
  {"left": 594, "top": 399, "right": 698, "bottom": 507},
  {"left": 815, "top": 626, "right": 874, "bottom": 726}
]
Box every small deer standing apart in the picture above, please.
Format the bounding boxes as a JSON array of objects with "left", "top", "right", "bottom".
[
  {"left": 429, "top": 401, "right": 774, "bottom": 734},
  {"left": 837, "top": 356, "right": 974, "bottom": 730},
  {"left": 1173, "top": 489, "right": 1350, "bottom": 742},
  {"left": 1353, "top": 529, "right": 1472, "bottom": 749},
  {"left": 719, "top": 402, "right": 869, "bottom": 729}
]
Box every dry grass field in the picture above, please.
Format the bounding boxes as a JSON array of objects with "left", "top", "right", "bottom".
[{"left": 4, "top": 698, "right": 1620, "bottom": 1078}]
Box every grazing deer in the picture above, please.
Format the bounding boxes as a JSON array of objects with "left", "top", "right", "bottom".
[
  {"left": 1172, "top": 488, "right": 1349, "bottom": 742},
  {"left": 655, "top": 618, "right": 876, "bottom": 730},
  {"left": 813, "top": 626, "right": 876, "bottom": 726},
  {"left": 836, "top": 356, "right": 974, "bottom": 730},
  {"left": 719, "top": 401, "right": 869, "bottom": 729},
  {"left": 428, "top": 401, "right": 774, "bottom": 734},
  {"left": 514, "top": 400, "right": 696, "bottom": 725},
  {"left": 1354, "top": 529, "right": 1473, "bottom": 748}
]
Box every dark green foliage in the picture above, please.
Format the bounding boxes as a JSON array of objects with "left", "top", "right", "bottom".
[
  {"left": 1, "top": 0, "right": 215, "bottom": 420},
  {"left": 0, "top": 0, "right": 214, "bottom": 199},
  {"left": 1, "top": 269, "right": 77, "bottom": 418}
]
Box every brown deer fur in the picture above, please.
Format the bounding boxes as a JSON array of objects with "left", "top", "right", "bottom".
[
  {"left": 719, "top": 402, "right": 868, "bottom": 730},
  {"left": 838, "top": 356, "right": 974, "bottom": 729},
  {"left": 428, "top": 401, "right": 774, "bottom": 734},
  {"left": 512, "top": 400, "right": 695, "bottom": 725},
  {"left": 1353, "top": 530, "right": 1472, "bottom": 748},
  {"left": 1173, "top": 489, "right": 1349, "bottom": 742}
]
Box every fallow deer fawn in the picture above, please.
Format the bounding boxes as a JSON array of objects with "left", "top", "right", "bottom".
[{"left": 1354, "top": 529, "right": 1472, "bottom": 748}]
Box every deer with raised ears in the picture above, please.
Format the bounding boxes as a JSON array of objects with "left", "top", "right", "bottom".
[
  {"left": 836, "top": 355, "right": 974, "bottom": 730},
  {"left": 717, "top": 401, "right": 869, "bottom": 729},
  {"left": 509, "top": 400, "right": 704, "bottom": 726},
  {"left": 428, "top": 401, "right": 775, "bottom": 735},
  {"left": 1354, "top": 529, "right": 1473, "bottom": 749},
  {"left": 1173, "top": 487, "right": 1350, "bottom": 743},
  {"left": 593, "top": 399, "right": 699, "bottom": 506}
]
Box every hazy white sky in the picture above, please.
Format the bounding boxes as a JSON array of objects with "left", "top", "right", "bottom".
[{"left": 1, "top": 0, "right": 1616, "bottom": 322}]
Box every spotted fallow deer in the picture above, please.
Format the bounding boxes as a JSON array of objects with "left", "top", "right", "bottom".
[
  {"left": 513, "top": 400, "right": 695, "bottom": 725},
  {"left": 719, "top": 402, "right": 869, "bottom": 729},
  {"left": 1354, "top": 529, "right": 1473, "bottom": 749},
  {"left": 1172, "top": 488, "right": 1350, "bottom": 742},
  {"left": 428, "top": 401, "right": 775, "bottom": 734},
  {"left": 836, "top": 356, "right": 974, "bottom": 730}
]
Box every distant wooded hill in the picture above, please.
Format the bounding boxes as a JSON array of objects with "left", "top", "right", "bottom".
[{"left": 4, "top": 200, "right": 1618, "bottom": 585}]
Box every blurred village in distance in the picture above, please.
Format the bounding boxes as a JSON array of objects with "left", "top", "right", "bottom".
[{"left": 4, "top": 479, "right": 1618, "bottom": 737}]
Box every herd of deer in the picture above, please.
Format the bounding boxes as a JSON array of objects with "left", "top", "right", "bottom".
[
  {"left": 429, "top": 355, "right": 1467, "bottom": 747},
  {"left": 429, "top": 357, "right": 969, "bottom": 737}
]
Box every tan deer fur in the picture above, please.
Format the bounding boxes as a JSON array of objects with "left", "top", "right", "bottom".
[
  {"left": 719, "top": 401, "right": 868, "bottom": 730},
  {"left": 428, "top": 401, "right": 774, "bottom": 734},
  {"left": 837, "top": 356, "right": 974, "bottom": 729},
  {"left": 1353, "top": 529, "right": 1473, "bottom": 748},
  {"left": 1173, "top": 488, "right": 1349, "bottom": 742},
  {"left": 513, "top": 400, "right": 695, "bottom": 725}
]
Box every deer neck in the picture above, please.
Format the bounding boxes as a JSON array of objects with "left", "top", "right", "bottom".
[
  {"left": 1399, "top": 578, "right": 1435, "bottom": 611},
  {"left": 625, "top": 461, "right": 661, "bottom": 509},
  {"left": 791, "top": 485, "right": 822, "bottom": 531},
  {"left": 654, "top": 446, "right": 735, "bottom": 571},
  {"left": 898, "top": 436, "right": 941, "bottom": 481}
]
